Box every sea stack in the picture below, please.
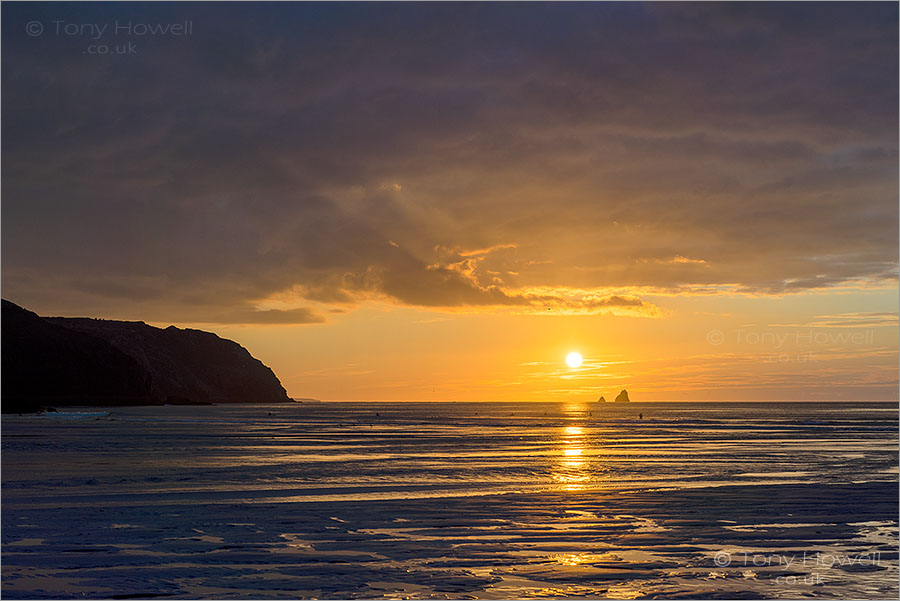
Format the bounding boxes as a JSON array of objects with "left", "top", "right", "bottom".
[
  {"left": 614, "top": 389, "right": 630, "bottom": 402},
  {"left": 597, "top": 395, "right": 606, "bottom": 403}
]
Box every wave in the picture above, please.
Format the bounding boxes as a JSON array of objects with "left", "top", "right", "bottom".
[{"left": 40, "top": 411, "right": 110, "bottom": 419}]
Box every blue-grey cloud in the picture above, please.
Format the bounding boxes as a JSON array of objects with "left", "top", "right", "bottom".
[{"left": 2, "top": 2, "right": 896, "bottom": 322}]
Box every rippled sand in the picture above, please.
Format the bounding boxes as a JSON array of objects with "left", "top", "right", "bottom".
[{"left": 2, "top": 402, "right": 897, "bottom": 599}]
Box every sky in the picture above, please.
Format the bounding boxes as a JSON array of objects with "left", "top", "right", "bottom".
[{"left": 2, "top": 1, "right": 898, "bottom": 401}]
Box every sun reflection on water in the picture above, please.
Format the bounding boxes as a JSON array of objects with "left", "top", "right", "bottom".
[
  {"left": 554, "top": 419, "right": 589, "bottom": 490},
  {"left": 553, "top": 552, "right": 592, "bottom": 566}
]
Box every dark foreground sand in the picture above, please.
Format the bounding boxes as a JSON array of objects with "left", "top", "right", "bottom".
[{"left": 3, "top": 481, "right": 897, "bottom": 599}]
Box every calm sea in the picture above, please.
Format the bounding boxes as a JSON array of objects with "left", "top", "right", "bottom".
[{"left": 2, "top": 401, "right": 898, "bottom": 599}]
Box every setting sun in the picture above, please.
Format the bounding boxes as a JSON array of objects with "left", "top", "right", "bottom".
[
  {"left": 566, "top": 352, "right": 583, "bottom": 368},
  {"left": 1, "top": 3, "right": 897, "bottom": 600}
]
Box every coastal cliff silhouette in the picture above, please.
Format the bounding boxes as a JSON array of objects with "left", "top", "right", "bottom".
[{"left": 2, "top": 300, "right": 290, "bottom": 412}]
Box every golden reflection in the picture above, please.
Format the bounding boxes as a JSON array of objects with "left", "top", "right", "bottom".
[
  {"left": 553, "top": 552, "right": 591, "bottom": 566},
  {"left": 562, "top": 401, "right": 588, "bottom": 419},
  {"left": 554, "top": 422, "right": 589, "bottom": 490},
  {"left": 551, "top": 552, "right": 613, "bottom": 566}
]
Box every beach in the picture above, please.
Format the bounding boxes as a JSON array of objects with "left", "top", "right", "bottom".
[{"left": 2, "top": 401, "right": 897, "bottom": 599}]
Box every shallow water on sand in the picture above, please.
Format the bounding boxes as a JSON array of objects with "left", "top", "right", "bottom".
[{"left": 2, "top": 401, "right": 898, "bottom": 599}]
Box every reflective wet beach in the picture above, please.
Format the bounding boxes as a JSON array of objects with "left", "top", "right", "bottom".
[{"left": 2, "top": 402, "right": 897, "bottom": 598}]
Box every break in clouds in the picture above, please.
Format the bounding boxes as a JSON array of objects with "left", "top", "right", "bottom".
[{"left": 2, "top": 2, "right": 897, "bottom": 323}]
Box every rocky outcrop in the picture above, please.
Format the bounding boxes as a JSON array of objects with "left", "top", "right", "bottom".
[
  {"left": 2, "top": 300, "right": 290, "bottom": 412},
  {"left": 597, "top": 396, "right": 606, "bottom": 403},
  {"left": 614, "top": 389, "right": 631, "bottom": 402}
]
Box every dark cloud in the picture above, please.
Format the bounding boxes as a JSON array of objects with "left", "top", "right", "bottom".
[{"left": 2, "top": 2, "right": 896, "bottom": 322}]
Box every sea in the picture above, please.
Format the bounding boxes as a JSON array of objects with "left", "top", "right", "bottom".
[{"left": 2, "top": 401, "right": 898, "bottom": 599}]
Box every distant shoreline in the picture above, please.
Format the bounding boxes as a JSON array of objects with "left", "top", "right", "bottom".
[
  {"left": 275, "top": 399, "right": 900, "bottom": 403},
  {"left": 5, "top": 399, "right": 895, "bottom": 414}
]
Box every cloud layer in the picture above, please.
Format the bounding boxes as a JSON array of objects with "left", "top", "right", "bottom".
[{"left": 2, "top": 2, "right": 897, "bottom": 322}]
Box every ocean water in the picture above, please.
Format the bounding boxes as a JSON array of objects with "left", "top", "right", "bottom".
[{"left": 2, "top": 401, "right": 898, "bottom": 599}]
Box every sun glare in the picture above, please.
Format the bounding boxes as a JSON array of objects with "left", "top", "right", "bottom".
[{"left": 566, "top": 352, "right": 583, "bottom": 368}]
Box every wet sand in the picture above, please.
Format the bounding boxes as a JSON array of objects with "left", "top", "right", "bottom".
[
  {"left": 2, "top": 403, "right": 897, "bottom": 599},
  {"left": 4, "top": 482, "right": 897, "bottom": 599}
]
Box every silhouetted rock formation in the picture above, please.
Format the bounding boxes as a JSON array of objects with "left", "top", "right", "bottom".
[
  {"left": 614, "top": 389, "right": 630, "bottom": 402},
  {"left": 2, "top": 300, "right": 290, "bottom": 412},
  {"left": 2, "top": 300, "right": 152, "bottom": 412},
  {"left": 597, "top": 396, "right": 606, "bottom": 403}
]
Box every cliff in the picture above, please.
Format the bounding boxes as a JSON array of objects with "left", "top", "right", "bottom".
[
  {"left": 2, "top": 300, "right": 290, "bottom": 412},
  {"left": 2, "top": 300, "right": 153, "bottom": 412}
]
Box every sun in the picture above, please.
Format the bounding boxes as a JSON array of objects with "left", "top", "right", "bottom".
[{"left": 566, "top": 352, "right": 583, "bottom": 368}]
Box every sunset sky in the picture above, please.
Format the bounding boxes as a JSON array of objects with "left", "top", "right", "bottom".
[{"left": 3, "top": 2, "right": 897, "bottom": 401}]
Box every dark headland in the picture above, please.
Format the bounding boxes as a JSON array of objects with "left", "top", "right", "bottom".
[{"left": 2, "top": 300, "right": 290, "bottom": 413}]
